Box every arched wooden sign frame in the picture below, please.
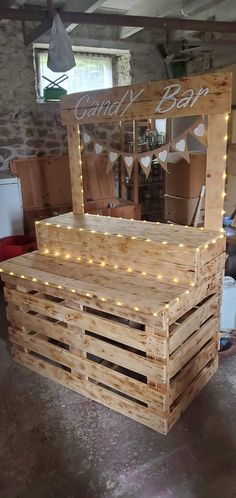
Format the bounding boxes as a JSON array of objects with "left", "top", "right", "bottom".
[{"left": 61, "top": 72, "right": 232, "bottom": 231}]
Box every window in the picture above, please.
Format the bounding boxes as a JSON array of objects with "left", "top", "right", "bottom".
[{"left": 35, "top": 49, "right": 114, "bottom": 101}]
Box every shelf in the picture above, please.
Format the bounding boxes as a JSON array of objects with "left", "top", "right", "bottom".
[{"left": 123, "top": 181, "right": 163, "bottom": 188}]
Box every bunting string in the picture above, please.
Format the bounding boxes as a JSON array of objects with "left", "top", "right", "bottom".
[{"left": 81, "top": 117, "right": 207, "bottom": 179}]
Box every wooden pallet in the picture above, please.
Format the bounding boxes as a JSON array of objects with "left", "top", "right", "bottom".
[{"left": 0, "top": 217, "right": 223, "bottom": 434}]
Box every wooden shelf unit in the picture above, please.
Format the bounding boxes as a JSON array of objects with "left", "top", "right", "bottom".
[
  {"left": 120, "top": 119, "right": 166, "bottom": 221},
  {"left": 0, "top": 72, "right": 231, "bottom": 434}
]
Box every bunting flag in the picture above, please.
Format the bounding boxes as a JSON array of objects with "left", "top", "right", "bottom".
[
  {"left": 139, "top": 154, "right": 153, "bottom": 178},
  {"left": 81, "top": 117, "right": 207, "bottom": 179},
  {"left": 106, "top": 151, "right": 120, "bottom": 174},
  {"left": 123, "top": 155, "right": 135, "bottom": 177},
  {"left": 154, "top": 144, "right": 170, "bottom": 173},
  {"left": 171, "top": 134, "right": 190, "bottom": 163},
  {"left": 188, "top": 117, "right": 207, "bottom": 146}
]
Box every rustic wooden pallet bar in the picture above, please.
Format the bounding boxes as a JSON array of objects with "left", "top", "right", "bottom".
[{"left": 0, "top": 71, "right": 231, "bottom": 433}]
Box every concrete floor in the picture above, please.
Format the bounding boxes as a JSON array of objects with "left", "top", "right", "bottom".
[{"left": 1, "top": 290, "right": 236, "bottom": 498}]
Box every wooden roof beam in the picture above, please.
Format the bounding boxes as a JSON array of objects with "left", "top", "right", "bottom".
[{"left": 1, "top": 8, "right": 236, "bottom": 34}]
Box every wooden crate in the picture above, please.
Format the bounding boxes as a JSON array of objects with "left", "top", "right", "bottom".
[
  {"left": 1, "top": 254, "right": 220, "bottom": 435},
  {"left": 36, "top": 213, "right": 225, "bottom": 287}
]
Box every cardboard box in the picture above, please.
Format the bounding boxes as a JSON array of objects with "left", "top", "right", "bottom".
[
  {"left": 225, "top": 174, "right": 236, "bottom": 216},
  {"left": 166, "top": 153, "right": 206, "bottom": 199},
  {"left": 164, "top": 194, "right": 203, "bottom": 226}
]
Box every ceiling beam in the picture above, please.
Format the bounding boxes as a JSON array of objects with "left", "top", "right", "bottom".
[
  {"left": 2, "top": 8, "right": 236, "bottom": 34},
  {"left": 22, "top": 17, "right": 52, "bottom": 46}
]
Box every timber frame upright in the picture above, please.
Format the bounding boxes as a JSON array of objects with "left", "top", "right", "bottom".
[{"left": 0, "top": 72, "right": 232, "bottom": 434}]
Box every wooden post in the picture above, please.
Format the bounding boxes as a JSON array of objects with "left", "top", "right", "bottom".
[
  {"left": 67, "top": 124, "right": 84, "bottom": 215},
  {"left": 205, "top": 113, "right": 228, "bottom": 231}
]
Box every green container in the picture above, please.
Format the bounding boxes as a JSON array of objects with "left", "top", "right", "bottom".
[{"left": 44, "top": 87, "right": 67, "bottom": 101}]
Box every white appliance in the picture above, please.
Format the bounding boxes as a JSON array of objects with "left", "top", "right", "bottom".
[
  {"left": 220, "top": 276, "right": 236, "bottom": 331},
  {"left": 0, "top": 170, "right": 24, "bottom": 238}
]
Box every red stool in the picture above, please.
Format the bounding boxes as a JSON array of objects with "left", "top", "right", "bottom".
[{"left": 0, "top": 235, "right": 37, "bottom": 261}]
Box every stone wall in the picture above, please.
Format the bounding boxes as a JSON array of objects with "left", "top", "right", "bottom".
[{"left": 0, "top": 20, "right": 167, "bottom": 170}]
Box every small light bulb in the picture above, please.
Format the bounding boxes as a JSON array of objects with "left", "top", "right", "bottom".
[
  {"left": 21, "top": 275, "right": 25, "bottom": 279},
  {"left": 142, "top": 271, "right": 146, "bottom": 276},
  {"left": 114, "top": 265, "right": 118, "bottom": 269},
  {"left": 157, "top": 274, "right": 162, "bottom": 280},
  {"left": 162, "top": 241, "right": 167, "bottom": 245},
  {"left": 212, "top": 239, "right": 216, "bottom": 244},
  {"left": 143, "top": 220, "right": 147, "bottom": 223},
  {"left": 0, "top": 269, "right": 3, "bottom": 272},
  {"left": 65, "top": 254, "right": 70, "bottom": 259},
  {"left": 153, "top": 312, "right": 158, "bottom": 317},
  {"left": 67, "top": 226, "right": 72, "bottom": 230},
  {"left": 77, "top": 257, "right": 81, "bottom": 261},
  {"left": 54, "top": 251, "right": 60, "bottom": 257},
  {"left": 179, "top": 243, "right": 184, "bottom": 247},
  {"left": 58, "top": 285, "right": 62, "bottom": 289},
  {"left": 88, "top": 259, "right": 93, "bottom": 264},
  {"left": 127, "top": 267, "right": 132, "bottom": 273},
  {"left": 204, "top": 244, "right": 209, "bottom": 249},
  {"left": 176, "top": 297, "right": 180, "bottom": 302},
  {"left": 222, "top": 192, "right": 226, "bottom": 198},
  {"left": 45, "top": 281, "right": 49, "bottom": 286},
  {"left": 146, "top": 239, "right": 151, "bottom": 242},
  {"left": 173, "top": 278, "right": 178, "bottom": 283},
  {"left": 134, "top": 306, "right": 140, "bottom": 311},
  {"left": 165, "top": 304, "right": 169, "bottom": 309},
  {"left": 44, "top": 249, "right": 49, "bottom": 254},
  {"left": 116, "top": 301, "right": 122, "bottom": 306},
  {"left": 46, "top": 222, "right": 51, "bottom": 226},
  {"left": 117, "top": 234, "right": 122, "bottom": 238},
  {"left": 86, "top": 292, "right": 91, "bottom": 298},
  {"left": 223, "top": 154, "right": 227, "bottom": 160},
  {"left": 79, "top": 228, "right": 84, "bottom": 232},
  {"left": 71, "top": 289, "right": 76, "bottom": 293},
  {"left": 10, "top": 271, "right": 14, "bottom": 276},
  {"left": 56, "top": 224, "right": 61, "bottom": 228},
  {"left": 91, "top": 230, "right": 96, "bottom": 234},
  {"left": 100, "top": 262, "right": 106, "bottom": 267},
  {"left": 186, "top": 290, "right": 190, "bottom": 295},
  {"left": 222, "top": 172, "right": 227, "bottom": 180},
  {"left": 131, "top": 236, "right": 137, "bottom": 240},
  {"left": 101, "top": 297, "right": 106, "bottom": 302},
  {"left": 35, "top": 221, "right": 39, "bottom": 225},
  {"left": 32, "top": 277, "right": 37, "bottom": 282},
  {"left": 220, "top": 234, "right": 224, "bottom": 239},
  {"left": 196, "top": 248, "right": 200, "bottom": 252},
  {"left": 225, "top": 114, "right": 229, "bottom": 121},
  {"left": 190, "top": 282, "right": 195, "bottom": 287},
  {"left": 104, "top": 232, "right": 110, "bottom": 235}
]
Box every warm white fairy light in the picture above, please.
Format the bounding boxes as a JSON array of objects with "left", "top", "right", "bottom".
[
  {"left": 86, "top": 292, "right": 91, "bottom": 298},
  {"left": 185, "top": 290, "right": 190, "bottom": 295},
  {"left": 88, "top": 259, "right": 93, "bottom": 264},
  {"left": 134, "top": 306, "right": 140, "bottom": 311},
  {"left": 153, "top": 312, "right": 158, "bottom": 317},
  {"left": 101, "top": 297, "right": 106, "bottom": 302},
  {"left": 0, "top": 269, "right": 2, "bottom": 273},
  {"left": 116, "top": 301, "right": 122, "bottom": 306},
  {"left": 173, "top": 277, "right": 178, "bottom": 283},
  {"left": 223, "top": 135, "right": 228, "bottom": 141},
  {"left": 114, "top": 265, "right": 118, "bottom": 269},
  {"left": 65, "top": 254, "right": 70, "bottom": 259},
  {"left": 67, "top": 226, "right": 72, "bottom": 230},
  {"left": 204, "top": 244, "right": 209, "bottom": 249},
  {"left": 165, "top": 304, "right": 169, "bottom": 309},
  {"left": 35, "top": 221, "right": 39, "bottom": 225},
  {"left": 46, "top": 222, "right": 51, "bottom": 226},
  {"left": 56, "top": 224, "right": 61, "bottom": 228},
  {"left": 157, "top": 274, "right": 162, "bottom": 280},
  {"left": 71, "top": 289, "right": 76, "bottom": 293},
  {"left": 77, "top": 256, "right": 81, "bottom": 261},
  {"left": 20, "top": 275, "right": 25, "bottom": 279},
  {"left": 196, "top": 248, "right": 200, "bottom": 252},
  {"left": 162, "top": 241, "right": 168, "bottom": 245},
  {"left": 222, "top": 192, "right": 226, "bottom": 198},
  {"left": 32, "top": 278, "right": 37, "bottom": 282},
  {"left": 190, "top": 282, "right": 195, "bottom": 287},
  {"left": 58, "top": 285, "right": 62, "bottom": 289},
  {"left": 127, "top": 267, "right": 133, "bottom": 273},
  {"left": 44, "top": 249, "right": 49, "bottom": 254},
  {"left": 100, "top": 261, "right": 106, "bottom": 267},
  {"left": 142, "top": 271, "right": 147, "bottom": 275},
  {"left": 10, "top": 271, "right": 14, "bottom": 276},
  {"left": 44, "top": 281, "right": 49, "bottom": 286},
  {"left": 179, "top": 243, "right": 184, "bottom": 247},
  {"left": 146, "top": 239, "right": 151, "bottom": 242},
  {"left": 225, "top": 114, "right": 229, "bottom": 121},
  {"left": 54, "top": 251, "right": 60, "bottom": 257},
  {"left": 212, "top": 239, "right": 216, "bottom": 244},
  {"left": 222, "top": 172, "right": 227, "bottom": 180}
]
